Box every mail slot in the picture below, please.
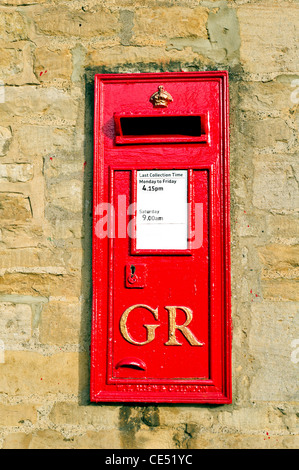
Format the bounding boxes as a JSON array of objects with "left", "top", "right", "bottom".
[{"left": 90, "top": 72, "right": 231, "bottom": 404}]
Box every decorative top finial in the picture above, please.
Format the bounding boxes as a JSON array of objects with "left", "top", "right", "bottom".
[{"left": 150, "top": 85, "right": 173, "bottom": 108}]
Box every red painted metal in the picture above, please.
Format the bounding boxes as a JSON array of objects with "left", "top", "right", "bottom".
[{"left": 91, "top": 72, "right": 231, "bottom": 404}]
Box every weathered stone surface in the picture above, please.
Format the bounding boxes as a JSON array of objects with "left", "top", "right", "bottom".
[
  {"left": 134, "top": 428, "right": 176, "bottom": 449},
  {"left": 186, "top": 432, "right": 299, "bottom": 449},
  {"left": 238, "top": 4, "right": 299, "bottom": 74},
  {"left": 266, "top": 214, "right": 299, "bottom": 241},
  {"left": 239, "top": 79, "right": 299, "bottom": 115},
  {"left": 0, "top": 404, "right": 37, "bottom": 426},
  {"left": 0, "top": 273, "right": 81, "bottom": 298},
  {"left": 261, "top": 279, "right": 299, "bottom": 302},
  {"left": 0, "top": 163, "right": 33, "bottom": 183},
  {"left": 0, "top": 247, "right": 66, "bottom": 274},
  {"left": 47, "top": 179, "right": 83, "bottom": 213},
  {"left": 14, "top": 125, "right": 75, "bottom": 157},
  {"left": 34, "top": 47, "right": 73, "bottom": 82},
  {"left": 49, "top": 402, "right": 119, "bottom": 428},
  {"left": 2, "top": 429, "right": 122, "bottom": 449},
  {"left": 0, "top": 126, "right": 12, "bottom": 157},
  {"left": 134, "top": 7, "right": 209, "bottom": 44},
  {"left": 249, "top": 302, "right": 299, "bottom": 402},
  {"left": 39, "top": 301, "right": 81, "bottom": 346},
  {"left": 258, "top": 245, "right": 299, "bottom": 276},
  {"left": 87, "top": 44, "right": 199, "bottom": 69},
  {"left": 0, "top": 351, "right": 89, "bottom": 396},
  {"left": 0, "top": 9, "right": 29, "bottom": 42},
  {"left": 0, "top": 41, "right": 39, "bottom": 86},
  {"left": 1, "top": 86, "right": 79, "bottom": 125},
  {"left": 0, "top": 193, "right": 32, "bottom": 221},
  {"left": 166, "top": 3, "right": 240, "bottom": 65},
  {"left": 31, "top": 6, "right": 119, "bottom": 38},
  {"left": 0, "top": 302, "right": 32, "bottom": 344},
  {"left": 0, "top": 225, "right": 43, "bottom": 249},
  {"left": 52, "top": 219, "right": 83, "bottom": 240},
  {"left": 252, "top": 155, "right": 299, "bottom": 211},
  {"left": 244, "top": 118, "right": 293, "bottom": 149}
]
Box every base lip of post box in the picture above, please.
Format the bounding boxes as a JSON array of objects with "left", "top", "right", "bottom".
[
  {"left": 91, "top": 71, "right": 231, "bottom": 405},
  {"left": 90, "top": 390, "right": 232, "bottom": 405}
]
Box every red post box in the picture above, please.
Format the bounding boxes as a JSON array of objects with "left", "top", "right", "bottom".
[{"left": 90, "top": 72, "right": 231, "bottom": 404}]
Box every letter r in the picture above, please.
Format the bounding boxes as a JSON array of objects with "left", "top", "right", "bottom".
[{"left": 164, "top": 306, "right": 204, "bottom": 346}]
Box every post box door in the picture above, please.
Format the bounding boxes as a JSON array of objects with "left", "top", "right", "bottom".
[{"left": 91, "top": 72, "right": 231, "bottom": 404}]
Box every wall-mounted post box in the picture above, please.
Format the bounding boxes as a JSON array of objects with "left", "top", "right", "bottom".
[{"left": 91, "top": 72, "right": 231, "bottom": 404}]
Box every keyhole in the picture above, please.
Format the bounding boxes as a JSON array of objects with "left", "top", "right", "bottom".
[{"left": 130, "top": 265, "right": 136, "bottom": 278}]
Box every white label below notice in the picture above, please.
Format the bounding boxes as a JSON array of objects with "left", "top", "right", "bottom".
[{"left": 136, "top": 170, "right": 188, "bottom": 250}]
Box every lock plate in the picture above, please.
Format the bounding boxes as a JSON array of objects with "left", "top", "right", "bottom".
[{"left": 125, "top": 264, "right": 147, "bottom": 288}]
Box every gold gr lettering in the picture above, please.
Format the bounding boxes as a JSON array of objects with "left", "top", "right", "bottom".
[{"left": 119, "top": 304, "right": 203, "bottom": 347}]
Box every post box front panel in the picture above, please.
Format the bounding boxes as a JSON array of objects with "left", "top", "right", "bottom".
[{"left": 91, "top": 72, "right": 231, "bottom": 403}]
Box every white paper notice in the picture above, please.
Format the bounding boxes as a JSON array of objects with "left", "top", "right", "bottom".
[{"left": 136, "top": 170, "right": 188, "bottom": 250}]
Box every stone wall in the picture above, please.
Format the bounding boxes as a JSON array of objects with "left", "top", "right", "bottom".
[{"left": 0, "top": 0, "right": 298, "bottom": 449}]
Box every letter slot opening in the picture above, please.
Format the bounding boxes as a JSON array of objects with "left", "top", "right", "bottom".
[{"left": 114, "top": 113, "right": 209, "bottom": 145}]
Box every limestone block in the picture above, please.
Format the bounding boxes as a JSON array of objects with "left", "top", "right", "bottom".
[
  {"left": 134, "top": 7, "right": 209, "bottom": 44},
  {"left": 87, "top": 44, "right": 199, "bottom": 69},
  {"left": 253, "top": 155, "right": 299, "bottom": 211},
  {"left": 52, "top": 219, "right": 83, "bottom": 240},
  {"left": 258, "top": 244, "right": 299, "bottom": 275},
  {"left": 238, "top": 4, "right": 299, "bottom": 74},
  {"left": 159, "top": 406, "right": 213, "bottom": 428},
  {"left": 0, "top": 41, "right": 39, "bottom": 86},
  {"left": 32, "top": 5, "right": 119, "bottom": 38},
  {"left": 73, "top": 431, "right": 122, "bottom": 449},
  {"left": 44, "top": 156, "right": 83, "bottom": 179},
  {"left": 1, "top": 86, "right": 78, "bottom": 125},
  {"left": 0, "top": 193, "right": 32, "bottom": 221},
  {"left": 49, "top": 402, "right": 119, "bottom": 428},
  {"left": 2, "top": 432, "right": 36, "bottom": 449},
  {"left": 0, "top": 45, "right": 23, "bottom": 81},
  {"left": 0, "top": 126, "right": 12, "bottom": 157},
  {"left": 2, "top": 430, "right": 71, "bottom": 449},
  {"left": 266, "top": 214, "right": 299, "bottom": 241},
  {"left": 234, "top": 208, "right": 266, "bottom": 238},
  {"left": 239, "top": 80, "right": 299, "bottom": 115},
  {"left": 216, "top": 407, "right": 287, "bottom": 434},
  {"left": 0, "top": 10, "right": 29, "bottom": 41},
  {"left": 0, "top": 247, "right": 66, "bottom": 274},
  {"left": 244, "top": 118, "right": 293, "bottom": 149},
  {"left": 2, "top": 429, "right": 122, "bottom": 449},
  {"left": 0, "top": 351, "right": 89, "bottom": 396},
  {"left": 249, "top": 302, "right": 299, "bottom": 402},
  {"left": 0, "top": 163, "right": 33, "bottom": 183},
  {"left": 47, "top": 179, "right": 83, "bottom": 213},
  {"left": 34, "top": 47, "right": 73, "bottom": 82},
  {"left": 187, "top": 431, "right": 298, "bottom": 449},
  {"left": 0, "top": 273, "right": 81, "bottom": 298},
  {"left": 0, "top": 225, "right": 43, "bottom": 249},
  {"left": 134, "top": 428, "right": 175, "bottom": 449},
  {"left": 39, "top": 301, "right": 81, "bottom": 346},
  {"left": 14, "top": 125, "right": 74, "bottom": 157},
  {"left": 0, "top": 403, "right": 37, "bottom": 426},
  {"left": 0, "top": 302, "right": 32, "bottom": 344},
  {"left": 261, "top": 279, "right": 299, "bottom": 302}
]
